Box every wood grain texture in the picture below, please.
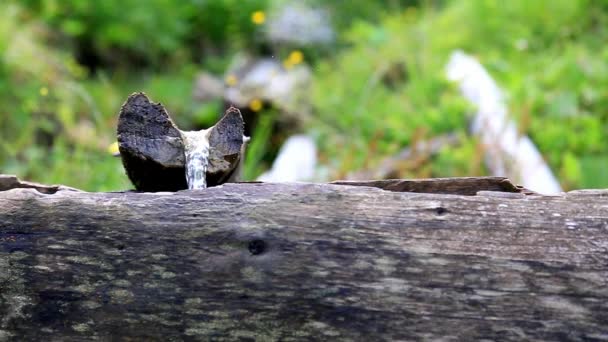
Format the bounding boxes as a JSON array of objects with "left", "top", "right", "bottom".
[{"left": 1, "top": 179, "right": 607, "bottom": 341}]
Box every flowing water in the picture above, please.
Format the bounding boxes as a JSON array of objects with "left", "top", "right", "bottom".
[{"left": 181, "top": 129, "right": 211, "bottom": 189}]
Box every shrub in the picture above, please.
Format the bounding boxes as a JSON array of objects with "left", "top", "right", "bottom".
[
  {"left": 0, "top": 3, "right": 129, "bottom": 190},
  {"left": 20, "top": 0, "right": 271, "bottom": 69}
]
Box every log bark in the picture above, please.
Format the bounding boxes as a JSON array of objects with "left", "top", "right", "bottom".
[{"left": 1, "top": 175, "right": 607, "bottom": 341}]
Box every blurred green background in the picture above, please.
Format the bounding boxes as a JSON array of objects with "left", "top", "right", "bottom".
[{"left": 0, "top": 0, "right": 606, "bottom": 191}]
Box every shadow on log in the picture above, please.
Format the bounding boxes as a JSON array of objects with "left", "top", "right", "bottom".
[{"left": 1, "top": 174, "right": 607, "bottom": 341}]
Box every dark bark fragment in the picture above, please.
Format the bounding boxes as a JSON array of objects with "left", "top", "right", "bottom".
[{"left": 332, "top": 176, "right": 536, "bottom": 195}]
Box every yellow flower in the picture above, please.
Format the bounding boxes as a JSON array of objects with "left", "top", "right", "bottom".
[
  {"left": 251, "top": 11, "right": 266, "bottom": 25},
  {"left": 39, "top": 87, "right": 49, "bottom": 96},
  {"left": 288, "top": 50, "right": 304, "bottom": 65},
  {"left": 283, "top": 50, "right": 304, "bottom": 70},
  {"left": 249, "top": 99, "right": 263, "bottom": 112},
  {"left": 108, "top": 141, "right": 120, "bottom": 156},
  {"left": 225, "top": 74, "right": 238, "bottom": 87}
]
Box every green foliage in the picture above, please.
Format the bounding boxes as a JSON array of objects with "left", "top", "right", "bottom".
[
  {"left": 187, "top": 0, "right": 270, "bottom": 52},
  {"left": 311, "top": 0, "right": 422, "bottom": 35},
  {"left": 1, "top": 0, "right": 607, "bottom": 191},
  {"left": 0, "top": 3, "right": 129, "bottom": 191},
  {"left": 311, "top": 10, "right": 473, "bottom": 178},
  {"left": 311, "top": 0, "right": 608, "bottom": 188},
  {"left": 21, "top": 0, "right": 271, "bottom": 68},
  {"left": 242, "top": 110, "right": 278, "bottom": 180},
  {"left": 457, "top": 0, "right": 608, "bottom": 190}
]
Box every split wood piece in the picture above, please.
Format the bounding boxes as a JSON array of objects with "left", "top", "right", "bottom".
[
  {"left": 332, "top": 176, "right": 537, "bottom": 196},
  {"left": 117, "top": 92, "right": 245, "bottom": 192},
  {"left": 0, "top": 174, "right": 80, "bottom": 194}
]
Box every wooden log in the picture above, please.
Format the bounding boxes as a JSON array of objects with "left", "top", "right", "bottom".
[
  {"left": 1, "top": 175, "right": 607, "bottom": 341},
  {"left": 117, "top": 92, "right": 245, "bottom": 192}
]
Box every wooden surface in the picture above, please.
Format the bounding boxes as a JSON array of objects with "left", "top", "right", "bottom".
[{"left": 1, "top": 175, "right": 607, "bottom": 341}]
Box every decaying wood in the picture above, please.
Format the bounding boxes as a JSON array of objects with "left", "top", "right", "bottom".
[
  {"left": 1, "top": 175, "right": 607, "bottom": 341},
  {"left": 117, "top": 92, "right": 245, "bottom": 192},
  {"left": 0, "top": 174, "right": 80, "bottom": 194},
  {"left": 333, "top": 176, "right": 537, "bottom": 196}
]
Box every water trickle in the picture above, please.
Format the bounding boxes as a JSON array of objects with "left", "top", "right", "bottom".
[{"left": 182, "top": 129, "right": 211, "bottom": 190}]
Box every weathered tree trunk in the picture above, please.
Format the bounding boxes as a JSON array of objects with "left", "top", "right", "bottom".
[{"left": 1, "top": 175, "right": 607, "bottom": 341}]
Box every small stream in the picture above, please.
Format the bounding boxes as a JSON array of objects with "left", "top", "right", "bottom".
[{"left": 182, "top": 129, "right": 211, "bottom": 190}]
